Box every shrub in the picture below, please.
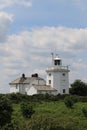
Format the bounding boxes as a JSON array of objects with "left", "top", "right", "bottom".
[
  {"left": 82, "top": 107, "right": 87, "bottom": 117},
  {"left": 0, "top": 96, "right": 13, "bottom": 127},
  {"left": 64, "top": 96, "right": 74, "bottom": 108},
  {"left": 21, "top": 102, "right": 35, "bottom": 118}
]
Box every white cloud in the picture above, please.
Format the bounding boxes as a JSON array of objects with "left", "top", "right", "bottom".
[
  {"left": 0, "top": 26, "right": 87, "bottom": 92},
  {"left": 0, "top": 12, "right": 13, "bottom": 42},
  {"left": 0, "top": 0, "right": 32, "bottom": 9},
  {"left": 2, "top": 26, "right": 87, "bottom": 69}
]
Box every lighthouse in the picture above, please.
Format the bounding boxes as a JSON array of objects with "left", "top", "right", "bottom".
[{"left": 46, "top": 54, "right": 70, "bottom": 94}]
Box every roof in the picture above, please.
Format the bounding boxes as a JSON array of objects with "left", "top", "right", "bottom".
[
  {"left": 33, "top": 85, "right": 57, "bottom": 91},
  {"left": 23, "top": 77, "right": 45, "bottom": 84},
  {"left": 9, "top": 77, "right": 27, "bottom": 85},
  {"left": 54, "top": 57, "right": 61, "bottom": 60},
  {"left": 9, "top": 76, "right": 45, "bottom": 85}
]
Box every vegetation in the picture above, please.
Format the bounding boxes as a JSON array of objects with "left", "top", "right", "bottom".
[
  {"left": 82, "top": 106, "right": 87, "bottom": 117},
  {"left": 0, "top": 96, "right": 13, "bottom": 128},
  {"left": 0, "top": 79, "right": 87, "bottom": 129},
  {"left": 70, "top": 80, "right": 87, "bottom": 96},
  {"left": 20, "top": 102, "right": 35, "bottom": 118},
  {"left": 64, "top": 96, "right": 74, "bottom": 108},
  {"left": 0, "top": 93, "right": 87, "bottom": 130}
]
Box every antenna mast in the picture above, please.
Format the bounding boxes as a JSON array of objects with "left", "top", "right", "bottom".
[{"left": 51, "top": 52, "right": 54, "bottom": 65}]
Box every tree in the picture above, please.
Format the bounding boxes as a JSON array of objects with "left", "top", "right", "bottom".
[
  {"left": 70, "top": 80, "right": 87, "bottom": 96},
  {"left": 21, "top": 102, "right": 35, "bottom": 118},
  {"left": 0, "top": 96, "right": 13, "bottom": 127}
]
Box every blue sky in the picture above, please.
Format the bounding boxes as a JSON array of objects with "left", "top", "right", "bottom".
[{"left": 0, "top": 0, "right": 87, "bottom": 93}]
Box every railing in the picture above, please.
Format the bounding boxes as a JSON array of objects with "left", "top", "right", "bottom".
[{"left": 46, "top": 65, "right": 69, "bottom": 71}]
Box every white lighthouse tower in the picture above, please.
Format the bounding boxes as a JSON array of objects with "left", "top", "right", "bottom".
[{"left": 46, "top": 54, "right": 70, "bottom": 94}]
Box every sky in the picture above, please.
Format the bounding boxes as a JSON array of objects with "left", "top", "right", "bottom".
[{"left": 0, "top": 0, "right": 87, "bottom": 93}]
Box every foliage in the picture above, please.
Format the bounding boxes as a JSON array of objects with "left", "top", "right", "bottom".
[
  {"left": 64, "top": 96, "right": 74, "bottom": 108},
  {"left": 1, "top": 94, "right": 87, "bottom": 129},
  {"left": 82, "top": 106, "right": 87, "bottom": 117},
  {"left": 70, "top": 80, "right": 87, "bottom": 96},
  {"left": 20, "top": 102, "right": 35, "bottom": 118},
  {"left": 0, "top": 96, "right": 13, "bottom": 127}
]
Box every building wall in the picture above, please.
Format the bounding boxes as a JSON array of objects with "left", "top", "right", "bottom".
[
  {"left": 60, "top": 72, "right": 69, "bottom": 94},
  {"left": 46, "top": 70, "right": 69, "bottom": 94},
  {"left": 32, "top": 79, "right": 46, "bottom": 86},
  {"left": 10, "top": 78, "right": 46, "bottom": 94},
  {"left": 46, "top": 72, "right": 54, "bottom": 87},
  {"left": 24, "top": 79, "right": 46, "bottom": 94},
  {"left": 19, "top": 84, "right": 26, "bottom": 94},
  {"left": 27, "top": 86, "right": 37, "bottom": 95},
  {"left": 10, "top": 84, "right": 19, "bottom": 93},
  {"left": 38, "top": 90, "right": 57, "bottom": 95}
]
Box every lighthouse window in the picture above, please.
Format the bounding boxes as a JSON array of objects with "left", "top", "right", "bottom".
[
  {"left": 49, "top": 73, "right": 51, "bottom": 76},
  {"left": 63, "top": 89, "right": 66, "bottom": 94},
  {"left": 49, "top": 80, "right": 51, "bottom": 84},
  {"left": 62, "top": 73, "right": 65, "bottom": 76},
  {"left": 54, "top": 60, "right": 60, "bottom": 65}
]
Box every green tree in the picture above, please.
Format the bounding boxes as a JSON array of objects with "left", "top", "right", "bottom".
[
  {"left": 70, "top": 80, "right": 87, "bottom": 96},
  {"left": 0, "top": 96, "right": 13, "bottom": 127},
  {"left": 21, "top": 102, "right": 35, "bottom": 118}
]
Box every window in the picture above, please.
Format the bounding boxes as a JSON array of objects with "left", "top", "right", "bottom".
[
  {"left": 16, "top": 85, "right": 18, "bottom": 89},
  {"left": 63, "top": 89, "right": 66, "bottom": 94},
  {"left": 62, "top": 73, "right": 65, "bottom": 76},
  {"left": 54, "top": 60, "right": 60, "bottom": 65},
  {"left": 49, "top": 80, "right": 51, "bottom": 84},
  {"left": 49, "top": 73, "right": 51, "bottom": 76}
]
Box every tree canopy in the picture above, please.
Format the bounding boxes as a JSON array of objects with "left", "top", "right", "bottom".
[{"left": 70, "top": 80, "right": 87, "bottom": 96}]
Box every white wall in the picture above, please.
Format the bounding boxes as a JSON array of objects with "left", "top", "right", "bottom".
[
  {"left": 46, "top": 70, "right": 69, "bottom": 94},
  {"left": 60, "top": 72, "right": 69, "bottom": 94},
  {"left": 27, "top": 86, "right": 37, "bottom": 95},
  {"left": 32, "top": 79, "right": 46, "bottom": 86},
  {"left": 10, "top": 84, "right": 19, "bottom": 93},
  {"left": 19, "top": 84, "right": 26, "bottom": 94}
]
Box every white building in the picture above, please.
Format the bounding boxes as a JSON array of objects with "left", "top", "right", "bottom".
[
  {"left": 46, "top": 55, "right": 70, "bottom": 94},
  {"left": 9, "top": 55, "right": 70, "bottom": 95},
  {"left": 9, "top": 73, "right": 57, "bottom": 95}
]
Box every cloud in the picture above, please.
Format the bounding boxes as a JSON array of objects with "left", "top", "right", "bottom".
[
  {"left": 0, "top": 0, "right": 32, "bottom": 9},
  {"left": 2, "top": 26, "right": 87, "bottom": 71},
  {"left": 0, "top": 26, "right": 87, "bottom": 92},
  {"left": 2, "top": 26, "right": 87, "bottom": 68},
  {"left": 0, "top": 12, "right": 13, "bottom": 42}
]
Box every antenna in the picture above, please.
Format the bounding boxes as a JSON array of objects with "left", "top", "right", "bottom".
[
  {"left": 51, "top": 52, "right": 54, "bottom": 65},
  {"left": 56, "top": 53, "right": 59, "bottom": 58}
]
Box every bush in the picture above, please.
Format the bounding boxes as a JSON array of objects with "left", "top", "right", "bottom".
[
  {"left": 82, "top": 107, "right": 87, "bottom": 117},
  {"left": 64, "top": 96, "right": 74, "bottom": 108},
  {"left": 0, "top": 96, "right": 13, "bottom": 127},
  {"left": 21, "top": 102, "right": 35, "bottom": 118}
]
